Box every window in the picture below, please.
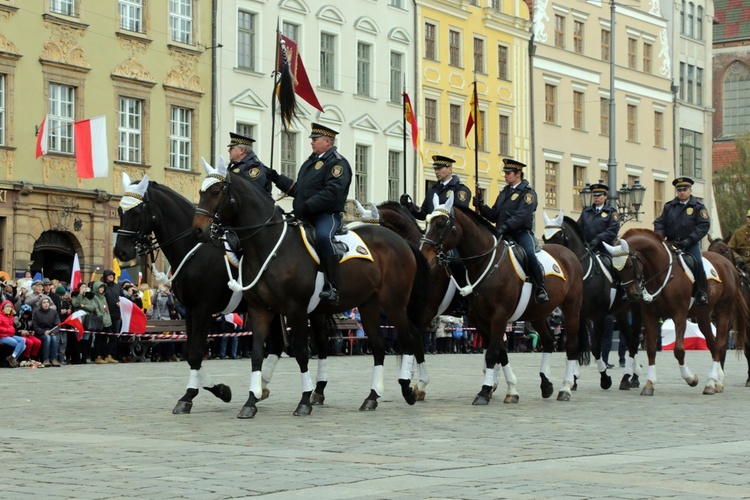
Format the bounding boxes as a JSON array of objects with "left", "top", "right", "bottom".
[
  {"left": 680, "top": 0, "right": 686, "bottom": 34},
  {"left": 545, "top": 161, "right": 558, "bottom": 208},
  {"left": 680, "top": 129, "right": 702, "bottom": 178},
  {"left": 0, "top": 75, "right": 4, "bottom": 146},
  {"left": 687, "top": 64, "right": 694, "bottom": 104},
  {"left": 449, "top": 30, "right": 461, "bottom": 67},
  {"left": 498, "top": 114, "right": 509, "bottom": 156},
  {"left": 119, "top": 0, "right": 143, "bottom": 32},
  {"left": 724, "top": 62, "right": 750, "bottom": 135},
  {"left": 236, "top": 122, "right": 255, "bottom": 140},
  {"left": 643, "top": 43, "right": 652, "bottom": 74},
  {"left": 170, "top": 106, "right": 191, "bottom": 170},
  {"left": 356, "top": 42, "right": 371, "bottom": 96},
  {"left": 679, "top": 62, "right": 686, "bottom": 101},
  {"left": 554, "top": 15, "right": 565, "bottom": 48},
  {"left": 118, "top": 97, "right": 142, "bottom": 163},
  {"left": 573, "top": 165, "right": 586, "bottom": 211},
  {"left": 687, "top": 2, "right": 694, "bottom": 38},
  {"left": 449, "top": 104, "right": 461, "bottom": 146},
  {"left": 654, "top": 180, "right": 665, "bottom": 216},
  {"left": 654, "top": 111, "right": 663, "bottom": 148},
  {"left": 320, "top": 33, "right": 336, "bottom": 89},
  {"left": 601, "top": 29, "right": 610, "bottom": 61},
  {"left": 545, "top": 84, "right": 557, "bottom": 124},
  {"left": 388, "top": 151, "right": 401, "bottom": 201},
  {"left": 627, "top": 104, "right": 638, "bottom": 142},
  {"left": 473, "top": 38, "right": 484, "bottom": 73},
  {"left": 573, "top": 21, "right": 584, "bottom": 54},
  {"left": 280, "top": 132, "right": 297, "bottom": 178},
  {"left": 282, "top": 22, "right": 299, "bottom": 42},
  {"left": 627, "top": 38, "right": 637, "bottom": 69},
  {"left": 424, "top": 22, "right": 436, "bottom": 60},
  {"left": 491, "top": 0, "right": 501, "bottom": 10},
  {"left": 48, "top": 83, "right": 75, "bottom": 154},
  {"left": 390, "top": 52, "right": 403, "bottom": 103},
  {"left": 600, "top": 97, "right": 609, "bottom": 136},
  {"left": 50, "top": 0, "right": 75, "bottom": 16},
  {"left": 573, "top": 91, "right": 585, "bottom": 130},
  {"left": 697, "top": 6, "right": 703, "bottom": 40},
  {"left": 170, "top": 0, "right": 193, "bottom": 44},
  {"left": 497, "top": 45, "right": 509, "bottom": 80},
  {"left": 425, "top": 98, "right": 437, "bottom": 142},
  {"left": 355, "top": 145, "right": 369, "bottom": 202},
  {"left": 389, "top": 0, "right": 403, "bottom": 7},
  {"left": 696, "top": 67, "right": 703, "bottom": 106},
  {"left": 238, "top": 11, "right": 256, "bottom": 71}
]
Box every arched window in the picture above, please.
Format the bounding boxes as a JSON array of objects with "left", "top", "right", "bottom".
[
  {"left": 687, "top": 3, "right": 694, "bottom": 38},
  {"left": 680, "top": 0, "right": 686, "bottom": 34},
  {"left": 696, "top": 6, "right": 703, "bottom": 40},
  {"left": 724, "top": 61, "right": 750, "bottom": 136}
]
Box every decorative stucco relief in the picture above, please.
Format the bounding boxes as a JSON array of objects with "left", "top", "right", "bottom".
[
  {"left": 166, "top": 171, "right": 198, "bottom": 203},
  {"left": 0, "top": 149, "right": 14, "bottom": 180},
  {"left": 532, "top": 0, "right": 550, "bottom": 44},
  {"left": 658, "top": 29, "right": 671, "bottom": 79},
  {"left": 43, "top": 156, "right": 77, "bottom": 185},
  {"left": 0, "top": 34, "right": 20, "bottom": 55},
  {"left": 164, "top": 49, "right": 203, "bottom": 93},
  {"left": 119, "top": 37, "right": 148, "bottom": 55},
  {"left": 112, "top": 57, "right": 155, "bottom": 83},
  {"left": 41, "top": 21, "right": 89, "bottom": 68}
]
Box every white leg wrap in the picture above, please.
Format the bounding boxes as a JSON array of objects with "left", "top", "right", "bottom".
[
  {"left": 188, "top": 369, "right": 200, "bottom": 390},
  {"left": 261, "top": 354, "right": 279, "bottom": 385},
  {"left": 707, "top": 361, "right": 720, "bottom": 383},
  {"left": 399, "top": 354, "right": 414, "bottom": 381},
  {"left": 249, "top": 371, "right": 263, "bottom": 399},
  {"left": 633, "top": 354, "right": 642, "bottom": 376},
  {"left": 540, "top": 352, "right": 552, "bottom": 379},
  {"left": 502, "top": 364, "right": 517, "bottom": 388},
  {"left": 596, "top": 358, "right": 607, "bottom": 373},
  {"left": 418, "top": 362, "right": 430, "bottom": 390},
  {"left": 494, "top": 364, "right": 501, "bottom": 387},
  {"left": 624, "top": 356, "right": 635, "bottom": 376},
  {"left": 679, "top": 364, "right": 693, "bottom": 382},
  {"left": 563, "top": 359, "right": 577, "bottom": 384},
  {"left": 301, "top": 371, "right": 314, "bottom": 393},
  {"left": 198, "top": 370, "right": 214, "bottom": 389},
  {"left": 316, "top": 358, "right": 329, "bottom": 383},
  {"left": 718, "top": 363, "right": 725, "bottom": 383},
  {"left": 371, "top": 365, "right": 384, "bottom": 396},
  {"left": 483, "top": 366, "right": 495, "bottom": 387},
  {"left": 647, "top": 364, "right": 657, "bottom": 384}
]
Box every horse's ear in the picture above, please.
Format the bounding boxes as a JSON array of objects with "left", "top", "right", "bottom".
[
  {"left": 554, "top": 210, "right": 564, "bottom": 226},
  {"left": 620, "top": 239, "right": 630, "bottom": 252},
  {"left": 708, "top": 234, "right": 715, "bottom": 244},
  {"left": 135, "top": 174, "right": 149, "bottom": 194},
  {"left": 543, "top": 211, "right": 551, "bottom": 225},
  {"left": 122, "top": 172, "right": 132, "bottom": 192},
  {"left": 201, "top": 156, "right": 215, "bottom": 175},
  {"left": 444, "top": 194, "right": 454, "bottom": 212},
  {"left": 354, "top": 199, "right": 367, "bottom": 218},
  {"left": 432, "top": 193, "right": 440, "bottom": 211},
  {"left": 218, "top": 156, "right": 228, "bottom": 176},
  {"left": 602, "top": 241, "right": 616, "bottom": 255}
]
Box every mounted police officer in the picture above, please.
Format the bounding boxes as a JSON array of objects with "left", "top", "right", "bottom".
[
  {"left": 578, "top": 182, "right": 620, "bottom": 253},
  {"left": 270, "top": 123, "right": 352, "bottom": 306},
  {"left": 654, "top": 176, "right": 710, "bottom": 305},
  {"left": 227, "top": 132, "right": 273, "bottom": 194},
  {"left": 399, "top": 155, "right": 471, "bottom": 220},
  {"left": 727, "top": 209, "right": 750, "bottom": 268},
  {"left": 472, "top": 158, "right": 549, "bottom": 304}
]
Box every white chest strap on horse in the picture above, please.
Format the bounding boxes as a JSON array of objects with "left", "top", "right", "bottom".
[
  {"left": 151, "top": 242, "right": 204, "bottom": 285},
  {"left": 225, "top": 220, "right": 289, "bottom": 292},
  {"left": 641, "top": 242, "right": 673, "bottom": 303},
  {"left": 450, "top": 235, "right": 499, "bottom": 297}
]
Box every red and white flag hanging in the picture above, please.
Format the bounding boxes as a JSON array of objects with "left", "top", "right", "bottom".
[
  {"left": 74, "top": 115, "right": 109, "bottom": 178},
  {"left": 59, "top": 310, "right": 87, "bottom": 341},
  {"left": 224, "top": 313, "right": 244, "bottom": 328},
  {"left": 35, "top": 115, "right": 49, "bottom": 159},
  {"left": 120, "top": 297, "right": 147, "bottom": 334},
  {"left": 69, "top": 253, "right": 82, "bottom": 291},
  {"left": 661, "top": 319, "right": 711, "bottom": 351}
]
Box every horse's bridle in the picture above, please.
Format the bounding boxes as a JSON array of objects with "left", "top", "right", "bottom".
[{"left": 618, "top": 241, "right": 674, "bottom": 303}]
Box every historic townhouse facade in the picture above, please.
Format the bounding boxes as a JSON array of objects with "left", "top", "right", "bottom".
[{"left": 0, "top": 0, "right": 212, "bottom": 279}]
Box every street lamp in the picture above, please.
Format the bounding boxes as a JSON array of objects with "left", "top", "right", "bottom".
[
  {"left": 579, "top": 178, "right": 645, "bottom": 225},
  {"left": 580, "top": 182, "right": 593, "bottom": 208}
]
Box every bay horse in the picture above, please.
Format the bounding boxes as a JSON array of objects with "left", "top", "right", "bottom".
[
  {"left": 605, "top": 228, "right": 748, "bottom": 395},
  {"left": 542, "top": 211, "right": 642, "bottom": 391},
  {"left": 707, "top": 235, "right": 750, "bottom": 386},
  {"left": 420, "top": 196, "right": 587, "bottom": 403},
  {"left": 192, "top": 167, "right": 431, "bottom": 419}
]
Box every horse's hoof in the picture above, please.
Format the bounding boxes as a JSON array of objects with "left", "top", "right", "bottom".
[
  {"left": 472, "top": 394, "right": 490, "bottom": 405},
  {"left": 557, "top": 390, "right": 571, "bottom": 401},
  {"left": 415, "top": 386, "right": 426, "bottom": 402},
  {"left": 630, "top": 375, "right": 640, "bottom": 388},
  {"left": 600, "top": 373, "right": 612, "bottom": 390},
  {"left": 716, "top": 384, "right": 725, "bottom": 394},
  {"left": 399, "top": 379, "right": 417, "bottom": 405},
  {"left": 215, "top": 384, "right": 232, "bottom": 403},
  {"left": 261, "top": 388, "right": 270, "bottom": 400},
  {"left": 640, "top": 386, "right": 654, "bottom": 396},
  {"left": 702, "top": 386, "right": 716, "bottom": 395},
  {"left": 310, "top": 392, "right": 325, "bottom": 405},
  {"left": 293, "top": 403, "right": 313, "bottom": 416},
  {"left": 619, "top": 375, "right": 631, "bottom": 391},
  {"left": 503, "top": 394, "right": 520, "bottom": 404},
  {"left": 745, "top": 378, "right": 750, "bottom": 388},
  {"left": 359, "top": 399, "right": 378, "bottom": 411},
  {"left": 172, "top": 401, "right": 192, "bottom": 414},
  {"left": 687, "top": 375, "right": 699, "bottom": 387},
  {"left": 540, "top": 374, "right": 554, "bottom": 399},
  {"left": 404, "top": 390, "right": 417, "bottom": 406},
  {"left": 237, "top": 405, "right": 258, "bottom": 419},
  {"left": 571, "top": 375, "right": 578, "bottom": 391}
]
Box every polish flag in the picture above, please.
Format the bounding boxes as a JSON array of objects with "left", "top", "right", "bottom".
[
  {"left": 120, "top": 297, "right": 147, "bottom": 334},
  {"left": 70, "top": 253, "right": 82, "bottom": 291},
  {"left": 35, "top": 115, "right": 48, "bottom": 159},
  {"left": 59, "top": 310, "right": 87, "bottom": 341},
  {"left": 224, "top": 313, "right": 244, "bottom": 328},
  {"left": 74, "top": 115, "right": 109, "bottom": 178},
  {"left": 661, "top": 319, "right": 711, "bottom": 350}
]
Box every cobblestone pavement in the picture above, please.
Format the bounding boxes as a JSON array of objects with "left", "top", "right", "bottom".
[{"left": 2, "top": 350, "right": 749, "bottom": 499}]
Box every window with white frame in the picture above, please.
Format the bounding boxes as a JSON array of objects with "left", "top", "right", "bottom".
[
  {"left": 554, "top": 15, "right": 565, "bottom": 49},
  {"left": 654, "top": 180, "right": 665, "bottom": 216},
  {"left": 320, "top": 33, "right": 336, "bottom": 89},
  {"left": 425, "top": 97, "right": 437, "bottom": 142},
  {"left": 498, "top": 114, "right": 509, "bottom": 156},
  {"left": 236, "top": 122, "right": 255, "bottom": 141},
  {"left": 281, "top": 132, "right": 297, "bottom": 178},
  {"left": 449, "top": 30, "right": 461, "bottom": 67},
  {"left": 357, "top": 42, "right": 371, "bottom": 96},
  {"left": 696, "top": 67, "right": 703, "bottom": 106},
  {"left": 238, "top": 11, "right": 256, "bottom": 71},
  {"left": 424, "top": 23, "right": 436, "bottom": 61},
  {"left": 545, "top": 84, "right": 557, "bottom": 124},
  {"left": 573, "top": 165, "right": 586, "bottom": 211},
  {"left": 355, "top": 145, "right": 369, "bottom": 202},
  {"left": 119, "top": 0, "right": 143, "bottom": 32},
  {"left": 50, "top": 0, "right": 75, "bottom": 16},
  {"left": 697, "top": 6, "right": 703, "bottom": 40},
  {"left": 0, "top": 75, "right": 5, "bottom": 146},
  {"left": 118, "top": 96, "right": 142, "bottom": 163},
  {"left": 389, "top": 0, "right": 403, "bottom": 7},
  {"left": 390, "top": 51, "right": 402, "bottom": 103},
  {"left": 388, "top": 151, "right": 401, "bottom": 201},
  {"left": 48, "top": 83, "right": 75, "bottom": 154},
  {"left": 687, "top": 2, "right": 694, "bottom": 38},
  {"left": 627, "top": 38, "right": 637, "bottom": 69},
  {"left": 601, "top": 29, "right": 610, "bottom": 61},
  {"left": 573, "top": 91, "right": 585, "bottom": 130},
  {"left": 473, "top": 37, "right": 484, "bottom": 73},
  {"left": 170, "top": 106, "right": 191, "bottom": 170},
  {"left": 573, "top": 20, "right": 584, "bottom": 54},
  {"left": 687, "top": 65, "right": 694, "bottom": 103},
  {"left": 170, "top": 0, "right": 193, "bottom": 44},
  {"left": 643, "top": 43, "right": 652, "bottom": 74},
  {"left": 680, "top": 128, "right": 702, "bottom": 178},
  {"left": 282, "top": 22, "right": 299, "bottom": 42},
  {"left": 449, "top": 104, "right": 461, "bottom": 146},
  {"left": 654, "top": 111, "right": 664, "bottom": 148},
  {"left": 545, "top": 161, "right": 558, "bottom": 208}
]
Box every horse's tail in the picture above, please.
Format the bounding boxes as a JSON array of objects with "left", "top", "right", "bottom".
[
  {"left": 732, "top": 290, "right": 749, "bottom": 359},
  {"left": 577, "top": 309, "right": 591, "bottom": 366},
  {"left": 407, "top": 242, "right": 431, "bottom": 328}
]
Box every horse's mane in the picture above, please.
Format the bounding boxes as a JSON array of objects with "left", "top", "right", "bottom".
[
  {"left": 562, "top": 215, "right": 585, "bottom": 242},
  {"left": 622, "top": 227, "right": 664, "bottom": 240},
  {"left": 454, "top": 205, "right": 499, "bottom": 235},
  {"left": 377, "top": 201, "right": 423, "bottom": 234},
  {"left": 226, "top": 170, "right": 286, "bottom": 218},
  {"left": 149, "top": 181, "right": 194, "bottom": 209}
]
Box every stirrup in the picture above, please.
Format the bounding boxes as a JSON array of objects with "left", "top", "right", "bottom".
[
  {"left": 535, "top": 288, "right": 549, "bottom": 304},
  {"left": 319, "top": 287, "right": 339, "bottom": 305},
  {"left": 695, "top": 291, "right": 707, "bottom": 305}
]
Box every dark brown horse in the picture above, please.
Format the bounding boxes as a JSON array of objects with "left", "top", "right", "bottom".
[
  {"left": 192, "top": 166, "right": 430, "bottom": 418},
  {"left": 607, "top": 229, "right": 748, "bottom": 395},
  {"left": 420, "top": 196, "right": 587, "bottom": 403},
  {"left": 707, "top": 235, "right": 750, "bottom": 386}
]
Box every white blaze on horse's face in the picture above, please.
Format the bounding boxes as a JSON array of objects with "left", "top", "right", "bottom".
[
  {"left": 604, "top": 240, "right": 630, "bottom": 271},
  {"left": 543, "top": 210, "right": 565, "bottom": 241},
  {"left": 120, "top": 173, "right": 149, "bottom": 212}
]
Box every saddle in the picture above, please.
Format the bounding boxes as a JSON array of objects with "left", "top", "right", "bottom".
[
  {"left": 300, "top": 222, "right": 349, "bottom": 258},
  {"left": 297, "top": 224, "right": 374, "bottom": 265}
]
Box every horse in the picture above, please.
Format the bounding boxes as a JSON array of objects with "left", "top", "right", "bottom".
[
  {"left": 192, "top": 166, "right": 431, "bottom": 419},
  {"left": 605, "top": 228, "right": 749, "bottom": 395},
  {"left": 707, "top": 235, "right": 750, "bottom": 386},
  {"left": 542, "top": 211, "right": 643, "bottom": 391},
  {"left": 420, "top": 196, "right": 588, "bottom": 403}
]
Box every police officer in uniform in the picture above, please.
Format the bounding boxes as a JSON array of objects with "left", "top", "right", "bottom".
[
  {"left": 271, "top": 123, "right": 352, "bottom": 306},
  {"left": 473, "top": 158, "right": 549, "bottom": 304},
  {"left": 227, "top": 132, "right": 273, "bottom": 194},
  {"left": 654, "top": 176, "right": 710, "bottom": 305},
  {"left": 727, "top": 209, "right": 750, "bottom": 268},
  {"left": 578, "top": 182, "right": 620, "bottom": 253},
  {"left": 399, "top": 155, "right": 472, "bottom": 220}
]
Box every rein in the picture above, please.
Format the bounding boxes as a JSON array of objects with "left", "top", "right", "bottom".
[{"left": 623, "top": 241, "right": 674, "bottom": 303}]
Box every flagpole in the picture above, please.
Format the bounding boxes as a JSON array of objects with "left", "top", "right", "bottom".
[
  {"left": 472, "top": 74, "right": 479, "bottom": 202},
  {"left": 402, "top": 78, "right": 407, "bottom": 196},
  {"left": 269, "top": 18, "right": 281, "bottom": 171}
]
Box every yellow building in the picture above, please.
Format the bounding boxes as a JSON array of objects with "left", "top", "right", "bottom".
[
  {"left": 0, "top": 0, "right": 212, "bottom": 280},
  {"left": 415, "top": 0, "right": 532, "bottom": 204}
]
